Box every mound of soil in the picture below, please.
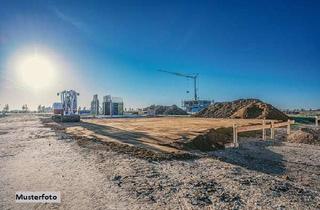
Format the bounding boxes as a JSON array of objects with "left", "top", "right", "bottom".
[
  {"left": 195, "top": 99, "right": 289, "bottom": 121},
  {"left": 183, "top": 128, "right": 233, "bottom": 151},
  {"left": 52, "top": 115, "right": 80, "bottom": 122},
  {"left": 287, "top": 127, "right": 320, "bottom": 145},
  {"left": 145, "top": 105, "right": 188, "bottom": 115}
]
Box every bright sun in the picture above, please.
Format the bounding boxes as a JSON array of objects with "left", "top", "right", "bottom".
[{"left": 16, "top": 54, "right": 56, "bottom": 89}]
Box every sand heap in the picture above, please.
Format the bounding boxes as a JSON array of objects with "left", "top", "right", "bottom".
[
  {"left": 287, "top": 127, "right": 320, "bottom": 145},
  {"left": 183, "top": 128, "right": 233, "bottom": 151},
  {"left": 195, "top": 99, "right": 289, "bottom": 121},
  {"left": 145, "top": 105, "right": 188, "bottom": 115}
]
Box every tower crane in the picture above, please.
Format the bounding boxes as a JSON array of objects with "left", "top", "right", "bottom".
[{"left": 157, "top": 69, "right": 199, "bottom": 101}]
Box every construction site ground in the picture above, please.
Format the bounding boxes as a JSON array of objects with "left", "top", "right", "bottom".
[
  {"left": 64, "top": 117, "right": 268, "bottom": 154},
  {"left": 1, "top": 114, "right": 320, "bottom": 209}
]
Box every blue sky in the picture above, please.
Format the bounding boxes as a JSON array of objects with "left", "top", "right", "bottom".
[{"left": 0, "top": 0, "right": 319, "bottom": 110}]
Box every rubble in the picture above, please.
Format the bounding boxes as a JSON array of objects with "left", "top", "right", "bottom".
[
  {"left": 287, "top": 127, "right": 320, "bottom": 145},
  {"left": 195, "top": 99, "right": 289, "bottom": 121}
]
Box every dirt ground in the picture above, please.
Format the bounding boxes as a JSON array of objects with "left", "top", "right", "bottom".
[
  {"left": 1, "top": 114, "right": 320, "bottom": 210},
  {"left": 65, "top": 117, "right": 268, "bottom": 153}
]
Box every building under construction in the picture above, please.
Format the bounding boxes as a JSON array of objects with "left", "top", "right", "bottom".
[
  {"left": 158, "top": 69, "right": 213, "bottom": 113},
  {"left": 182, "top": 99, "right": 213, "bottom": 113},
  {"left": 91, "top": 94, "right": 99, "bottom": 115},
  {"left": 102, "top": 95, "right": 124, "bottom": 115}
]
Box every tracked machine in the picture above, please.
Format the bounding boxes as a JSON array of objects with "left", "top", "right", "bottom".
[{"left": 52, "top": 90, "right": 80, "bottom": 122}]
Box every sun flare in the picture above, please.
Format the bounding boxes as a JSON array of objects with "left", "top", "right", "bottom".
[{"left": 16, "top": 54, "right": 56, "bottom": 89}]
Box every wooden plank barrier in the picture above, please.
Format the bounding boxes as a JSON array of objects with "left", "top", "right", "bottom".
[
  {"left": 237, "top": 123, "right": 271, "bottom": 132},
  {"left": 233, "top": 119, "right": 295, "bottom": 148}
]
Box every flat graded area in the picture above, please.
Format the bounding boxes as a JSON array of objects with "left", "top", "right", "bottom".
[
  {"left": 65, "top": 117, "right": 266, "bottom": 153},
  {"left": 1, "top": 114, "right": 320, "bottom": 210}
]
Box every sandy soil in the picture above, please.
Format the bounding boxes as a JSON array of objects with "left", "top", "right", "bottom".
[
  {"left": 1, "top": 114, "right": 320, "bottom": 210},
  {"left": 65, "top": 117, "right": 269, "bottom": 153}
]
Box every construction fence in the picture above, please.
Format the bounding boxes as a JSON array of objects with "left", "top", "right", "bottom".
[{"left": 232, "top": 119, "right": 295, "bottom": 148}]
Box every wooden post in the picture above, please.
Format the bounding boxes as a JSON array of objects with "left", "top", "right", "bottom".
[
  {"left": 233, "top": 124, "right": 238, "bottom": 148},
  {"left": 287, "top": 119, "right": 291, "bottom": 135},
  {"left": 262, "top": 119, "right": 266, "bottom": 140},
  {"left": 316, "top": 116, "right": 319, "bottom": 127},
  {"left": 271, "top": 121, "right": 275, "bottom": 139}
]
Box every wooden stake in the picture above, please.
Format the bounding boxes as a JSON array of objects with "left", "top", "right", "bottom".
[
  {"left": 316, "top": 116, "right": 319, "bottom": 127},
  {"left": 262, "top": 119, "right": 266, "bottom": 140},
  {"left": 271, "top": 121, "right": 275, "bottom": 139},
  {"left": 287, "top": 119, "right": 291, "bottom": 135},
  {"left": 233, "top": 124, "right": 238, "bottom": 148}
]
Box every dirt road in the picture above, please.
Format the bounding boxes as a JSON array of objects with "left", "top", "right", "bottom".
[
  {"left": 1, "top": 114, "right": 320, "bottom": 209},
  {"left": 0, "top": 114, "right": 136, "bottom": 209}
]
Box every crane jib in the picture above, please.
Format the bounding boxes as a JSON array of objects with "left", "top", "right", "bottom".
[{"left": 157, "top": 69, "right": 198, "bottom": 101}]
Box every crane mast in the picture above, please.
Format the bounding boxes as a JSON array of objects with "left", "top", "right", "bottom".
[{"left": 158, "top": 69, "right": 199, "bottom": 101}]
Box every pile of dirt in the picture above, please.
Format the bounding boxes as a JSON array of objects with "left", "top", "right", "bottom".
[
  {"left": 52, "top": 115, "right": 80, "bottom": 122},
  {"left": 183, "top": 127, "right": 233, "bottom": 151},
  {"left": 195, "top": 99, "right": 289, "bottom": 121},
  {"left": 287, "top": 127, "right": 320, "bottom": 145},
  {"left": 145, "top": 105, "right": 188, "bottom": 115}
]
